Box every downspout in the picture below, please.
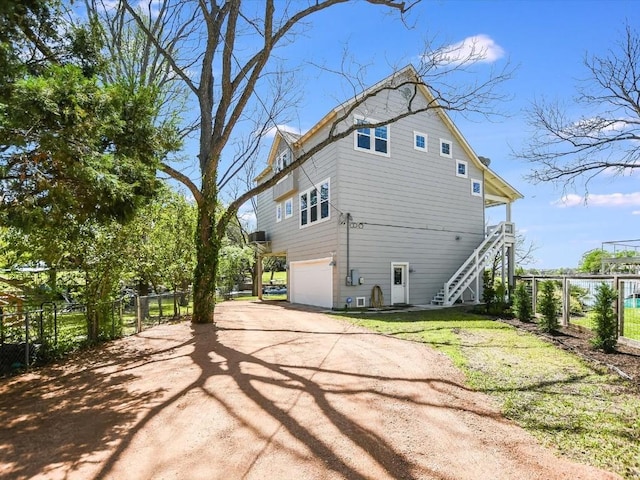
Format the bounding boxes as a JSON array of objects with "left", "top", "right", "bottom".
[{"left": 346, "top": 213, "right": 351, "bottom": 285}]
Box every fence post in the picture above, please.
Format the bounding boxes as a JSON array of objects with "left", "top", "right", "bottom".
[
  {"left": 562, "top": 277, "right": 570, "bottom": 327},
  {"left": 618, "top": 278, "right": 624, "bottom": 338},
  {"left": 531, "top": 277, "right": 538, "bottom": 315}
]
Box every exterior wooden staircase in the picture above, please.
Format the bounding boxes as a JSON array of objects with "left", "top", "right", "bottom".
[{"left": 431, "top": 222, "right": 515, "bottom": 306}]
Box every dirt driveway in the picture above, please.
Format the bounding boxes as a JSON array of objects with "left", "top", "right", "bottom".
[{"left": 0, "top": 301, "right": 621, "bottom": 480}]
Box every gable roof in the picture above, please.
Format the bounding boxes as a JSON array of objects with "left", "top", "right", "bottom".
[{"left": 257, "top": 65, "right": 522, "bottom": 205}]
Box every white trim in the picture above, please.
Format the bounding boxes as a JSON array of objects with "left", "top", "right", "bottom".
[
  {"left": 284, "top": 197, "right": 293, "bottom": 219},
  {"left": 299, "top": 178, "right": 331, "bottom": 228},
  {"left": 276, "top": 203, "right": 282, "bottom": 222},
  {"left": 356, "top": 296, "right": 366, "bottom": 308},
  {"left": 456, "top": 159, "right": 468, "bottom": 178},
  {"left": 413, "top": 131, "right": 428, "bottom": 152},
  {"left": 439, "top": 138, "right": 452, "bottom": 158},
  {"left": 354, "top": 115, "right": 390, "bottom": 157},
  {"left": 471, "top": 178, "right": 483, "bottom": 197}
]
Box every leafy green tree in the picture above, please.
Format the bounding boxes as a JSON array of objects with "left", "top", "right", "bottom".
[
  {"left": 538, "top": 280, "right": 560, "bottom": 333},
  {"left": 591, "top": 283, "right": 618, "bottom": 353},
  {"left": 126, "top": 187, "right": 197, "bottom": 315},
  {"left": 513, "top": 282, "right": 533, "bottom": 322},
  {"left": 217, "top": 242, "right": 254, "bottom": 297},
  {"left": 578, "top": 250, "right": 606, "bottom": 274}
]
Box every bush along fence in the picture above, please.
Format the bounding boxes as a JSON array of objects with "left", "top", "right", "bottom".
[
  {"left": 517, "top": 275, "right": 640, "bottom": 348},
  {"left": 0, "top": 291, "right": 191, "bottom": 376}
]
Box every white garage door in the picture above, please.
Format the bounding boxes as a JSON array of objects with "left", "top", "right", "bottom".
[{"left": 289, "top": 258, "right": 333, "bottom": 308}]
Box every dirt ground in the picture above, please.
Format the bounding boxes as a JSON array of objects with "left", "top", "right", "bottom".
[{"left": 0, "top": 301, "right": 624, "bottom": 480}]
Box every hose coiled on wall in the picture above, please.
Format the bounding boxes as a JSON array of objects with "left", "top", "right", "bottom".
[{"left": 371, "top": 285, "right": 384, "bottom": 308}]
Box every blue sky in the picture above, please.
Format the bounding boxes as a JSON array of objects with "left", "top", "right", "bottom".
[{"left": 242, "top": 0, "right": 639, "bottom": 270}]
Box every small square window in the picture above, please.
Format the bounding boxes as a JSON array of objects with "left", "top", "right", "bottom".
[
  {"left": 471, "top": 179, "right": 482, "bottom": 197},
  {"left": 440, "top": 139, "right": 452, "bottom": 158},
  {"left": 414, "top": 131, "right": 427, "bottom": 152},
  {"left": 456, "top": 160, "right": 468, "bottom": 178},
  {"left": 276, "top": 203, "right": 282, "bottom": 222}
]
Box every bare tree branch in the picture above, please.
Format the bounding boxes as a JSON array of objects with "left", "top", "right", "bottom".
[{"left": 517, "top": 23, "right": 640, "bottom": 189}]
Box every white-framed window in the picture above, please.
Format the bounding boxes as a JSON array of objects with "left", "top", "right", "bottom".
[
  {"left": 471, "top": 178, "right": 483, "bottom": 197},
  {"left": 456, "top": 160, "right": 468, "bottom": 178},
  {"left": 274, "top": 149, "right": 290, "bottom": 173},
  {"left": 276, "top": 203, "right": 282, "bottom": 222},
  {"left": 300, "top": 178, "right": 330, "bottom": 228},
  {"left": 440, "top": 139, "right": 452, "bottom": 158},
  {"left": 414, "top": 131, "right": 427, "bottom": 152},
  {"left": 284, "top": 197, "right": 293, "bottom": 219},
  {"left": 354, "top": 116, "right": 389, "bottom": 156}
]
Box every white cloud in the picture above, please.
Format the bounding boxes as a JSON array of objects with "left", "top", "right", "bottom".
[
  {"left": 632, "top": 210, "right": 640, "bottom": 215},
  {"left": 553, "top": 192, "right": 640, "bottom": 208},
  {"left": 434, "top": 34, "right": 505, "bottom": 65}
]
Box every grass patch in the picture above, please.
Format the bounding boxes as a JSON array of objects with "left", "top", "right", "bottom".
[
  {"left": 262, "top": 271, "right": 287, "bottom": 284},
  {"left": 334, "top": 307, "right": 640, "bottom": 479}
]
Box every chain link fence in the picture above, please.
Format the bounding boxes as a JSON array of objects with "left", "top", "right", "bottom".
[
  {"left": 518, "top": 275, "right": 640, "bottom": 347},
  {"left": 0, "top": 291, "right": 191, "bottom": 376}
]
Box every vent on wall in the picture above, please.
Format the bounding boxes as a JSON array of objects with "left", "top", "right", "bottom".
[{"left": 356, "top": 297, "right": 366, "bottom": 308}]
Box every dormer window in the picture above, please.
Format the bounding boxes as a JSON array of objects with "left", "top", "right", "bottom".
[{"left": 274, "top": 149, "right": 291, "bottom": 173}]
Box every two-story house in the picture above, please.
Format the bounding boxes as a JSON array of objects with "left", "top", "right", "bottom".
[{"left": 252, "top": 65, "right": 522, "bottom": 309}]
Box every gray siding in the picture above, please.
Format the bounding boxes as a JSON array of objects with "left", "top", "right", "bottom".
[
  {"left": 334, "top": 90, "right": 486, "bottom": 306},
  {"left": 256, "top": 138, "right": 341, "bottom": 299},
  {"left": 257, "top": 79, "right": 497, "bottom": 308}
]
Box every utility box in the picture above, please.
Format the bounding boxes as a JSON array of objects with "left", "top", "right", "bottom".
[{"left": 350, "top": 269, "right": 359, "bottom": 286}]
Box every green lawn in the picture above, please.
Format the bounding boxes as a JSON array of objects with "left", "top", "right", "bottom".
[
  {"left": 334, "top": 307, "right": 640, "bottom": 479},
  {"left": 262, "top": 271, "right": 286, "bottom": 284}
]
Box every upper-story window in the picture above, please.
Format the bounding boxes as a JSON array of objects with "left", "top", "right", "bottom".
[
  {"left": 471, "top": 178, "right": 483, "bottom": 197},
  {"left": 354, "top": 116, "right": 389, "bottom": 156},
  {"left": 456, "top": 160, "right": 468, "bottom": 178},
  {"left": 440, "top": 139, "right": 452, "bottom": 158},
  {"left": 300, "top": 179, "right": 330, "bottom": 228},
  {"left": 414, "top": 131, "right": 428, "bottom": 152},
  {"left": 274, "top": 149, "right": 290, "bottom": 173}
]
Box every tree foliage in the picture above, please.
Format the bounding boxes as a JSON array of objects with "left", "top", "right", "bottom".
[
  {"left": 518, "top": 24, "right": 640, "bottom": 188},
  {"left": 513, "top": 282, "right": 532, "bottom": 322},
  {"left": 0, "top": 0, "right": 181, "bottom": 230},
  {"left": 591, "top": 282, "right": 618, "bottom": 353},
  {"left": 1, "top": 65, "right": 177, "bottom": 227},
  {"left": 578, "top": 248, "right": 639, "bottom": 274},
  {"left": 538, "top": 280, "right": 560, "bottom": 333}
]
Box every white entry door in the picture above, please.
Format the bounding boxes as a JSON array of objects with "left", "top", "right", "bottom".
[{"left": 391, "top": 263, "right": 409, "bottom": 305}]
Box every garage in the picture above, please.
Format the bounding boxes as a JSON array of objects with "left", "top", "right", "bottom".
[{"left": 289, "top": 258, "right": 333, "bottom": 308}]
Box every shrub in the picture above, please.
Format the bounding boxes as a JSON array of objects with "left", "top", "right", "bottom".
[
  {"left": 513, "top": 282, "right": 532, "bottom": 322},
  {"left": 591, "top": 283, "right": 618, "bottom": 353},
  {"left": 538, "top": 280, "right": 559, "bottom": 333},
  {"left": 482, "top": 271, "right": 510, "bottom": 316}
]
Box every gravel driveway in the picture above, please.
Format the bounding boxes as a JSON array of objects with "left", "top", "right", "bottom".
[{"left": 0, "top": 301, "right": 621, "bottom": 479}]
